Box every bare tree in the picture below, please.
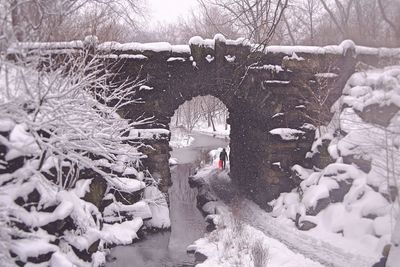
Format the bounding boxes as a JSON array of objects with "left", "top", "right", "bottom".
[
  {"left": 178, "top": 6, "right": 241, "bottom": 42},
  {"left": 0, "top": 0, "right": 144, "bottom": 49},
  {"left": 183, "top": 98, "right": 203, "bottom": 132},
  {"left": 318, "top": 0, "right": 355, "bottom": 40},
  {"left": 378, "top": 0, "right": 400, "bottom": 45},
  {"left": 198, "top": 0, "right": 289, "bottom": 44},
  {"left": 285, "top": 0, "right": 323, "bottom": 45},
  {"left": 172, "top": 96, "right": 228, "bottom": 133},
  {"left": 200, "top": 96, "right": 227, "bottom": 132}
]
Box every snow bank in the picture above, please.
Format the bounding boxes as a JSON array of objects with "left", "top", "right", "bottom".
[
  {"left": 270, "top": 65, "right": 400, "bottom": 261},
  {"left": 143, "top": 186, "right": 170, "bottom": 229},
  {"left": 188, "top": 176, "right": 322, "bottom": 267}
]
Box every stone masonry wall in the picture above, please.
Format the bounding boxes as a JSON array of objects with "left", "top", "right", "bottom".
[{"left": 10, "top": 36, "right": 400, "bottom": 206}]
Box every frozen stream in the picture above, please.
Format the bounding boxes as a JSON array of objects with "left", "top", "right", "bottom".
[{"left": 107, "top": 132, "right": 228, "bottom": 267}]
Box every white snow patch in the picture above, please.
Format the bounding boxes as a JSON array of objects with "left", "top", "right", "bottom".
[
  {"left": 284, "top": 52, "right": 305, "bottom": 61},
  {"left": 144, "top": 186, "right": 170, "bottom": 229},
  {"left": 269, "top": 128, "right": 305, "bottom": 140},
  {"left": 224, "top": 55, "right": 236, "bottom": 62},
  {"left": 101, "top": 218, "right": 143, "bottom": 245},
  {"left": 167, "top": 57, "right": 186, "bottom": 62}
]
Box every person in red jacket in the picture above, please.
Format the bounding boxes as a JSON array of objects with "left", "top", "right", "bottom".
[{"left": 219, "top": 148, "right": 228, "bottom": 170}]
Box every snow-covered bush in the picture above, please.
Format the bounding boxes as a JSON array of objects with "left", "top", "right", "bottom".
[
  {"left": 0, "top": 56, "right": 169, "bottom": 266},
  {"left": 1, "top": 56, "right": 150, "bottom": 189},
  {"left": 270, "top": 66, "right": 400, "bottom": 260}
]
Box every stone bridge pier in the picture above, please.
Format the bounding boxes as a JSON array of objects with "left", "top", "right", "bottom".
[{"left": 11, "top": 35, "right": 400, "bottom": 207}]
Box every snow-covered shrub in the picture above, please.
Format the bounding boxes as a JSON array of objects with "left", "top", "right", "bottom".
[
  {"left": 1, "top": 56, "right": 150, "bottom": 190},
  {"left": 270, "top": 66, "right": 400, "bottom": 259},
  {"left": 0, "top": 56, "right": 169, "bottom": 266}
]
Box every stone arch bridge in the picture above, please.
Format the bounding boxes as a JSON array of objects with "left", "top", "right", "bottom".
[{"left": 10, "top": 35, "right": 400, "bottom": 207}]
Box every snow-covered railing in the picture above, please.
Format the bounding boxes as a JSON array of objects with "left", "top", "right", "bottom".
[
  {"left": 189, "top": 35, "right": 400, "bottom": 58},
  {"left": 97, "top": 42, "right": 190, "bottom": 55},
  {"left": 7, "top": 34, "right": 400, "bottom": 62}
]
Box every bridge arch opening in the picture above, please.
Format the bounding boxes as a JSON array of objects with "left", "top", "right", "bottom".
[{"left": 169, "top": 95, "right": 231, "bottom": 166}]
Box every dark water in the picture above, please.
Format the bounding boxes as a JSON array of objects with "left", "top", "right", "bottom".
[{"left": 106, "top": 133, "right": 228, "bottom": 267}]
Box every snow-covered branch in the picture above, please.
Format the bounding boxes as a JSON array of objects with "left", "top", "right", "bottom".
[{"left": 1, "top": 55, "right": 150, "bottom": 189}]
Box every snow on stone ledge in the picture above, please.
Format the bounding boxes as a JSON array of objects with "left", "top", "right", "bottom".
[
  {"left": 315, "top": 73, "right": 339, "bottom": 78},
  {"left": 11, "top": 238, "right": 58, "bottom": 262},
  {"left": 283, "top": 52, "right": 305, "bottom": 61},
  {"left": 269, "top": 128, "right": 305, "bottom": 140},
  {"left": 7, "top": 40, "right": 83, "bottom": 54},
  {"left": 108, "top": 177, "right": 145, "bottom": 193},
  {"left": 167, "top": 57, "right": 186, "bottom": 62},
  {"left": 8, "top": 36, "right": 400, "bottom": 60},
  {"left": 224, "top": 55, "right": 236, "bottom": 62},
  {"left": 103, "top": 200, "right": 152, "bottom": 222},
  {"left": 189, "top": 34, "right": 248, "bottom": 49},
  {"left": 249, "top": 64, "right": 284, "bottom": 72},
  {"left": 98, "top": 41, "right": 190, "bottom": 54},
  {"left": 119, "top": 54, "right": 148, "bottom": 59}
]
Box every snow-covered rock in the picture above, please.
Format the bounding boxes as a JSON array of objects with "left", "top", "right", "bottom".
[{"left": 270, "top": 66, "right": 400, "bottom": 260}]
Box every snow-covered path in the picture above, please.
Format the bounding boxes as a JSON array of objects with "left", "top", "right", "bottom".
[{"left": 208, "top": 172, "right": 377, "bottom": 267}]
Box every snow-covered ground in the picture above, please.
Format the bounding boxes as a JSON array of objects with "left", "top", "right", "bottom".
[
  {"left": 192, "top": 121, "right": 230, "bottom": 139},
  {"left": 187, "top": 166, "right": 324, "bottom": 267},
  {"left": 188, "top": 164, "right": 378, "bottom": 267},
  {"left": 170, "top": 123, "right": 229, "bottom": 150}
]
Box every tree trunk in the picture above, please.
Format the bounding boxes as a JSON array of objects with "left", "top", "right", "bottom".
[
  {"left": 225, "top": 112, "right": 228, "bottom": 131},
  {"left": 211, "top": 116, "right": 216, "bottom": 132},
  {"left": 175, "top": 109, "right": 179, "bottom": 126},
  {"left": 11, "top": 0, "right": 23, "bottom": 41}
]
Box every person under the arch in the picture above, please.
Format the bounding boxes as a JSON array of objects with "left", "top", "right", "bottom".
[{"left": 219, "top": 148, "right": 228, "bottom": 170}]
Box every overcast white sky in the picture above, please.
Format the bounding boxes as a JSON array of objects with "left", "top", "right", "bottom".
[{"left": 147, "top": 0, "right": 198, "bottom": 26}]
